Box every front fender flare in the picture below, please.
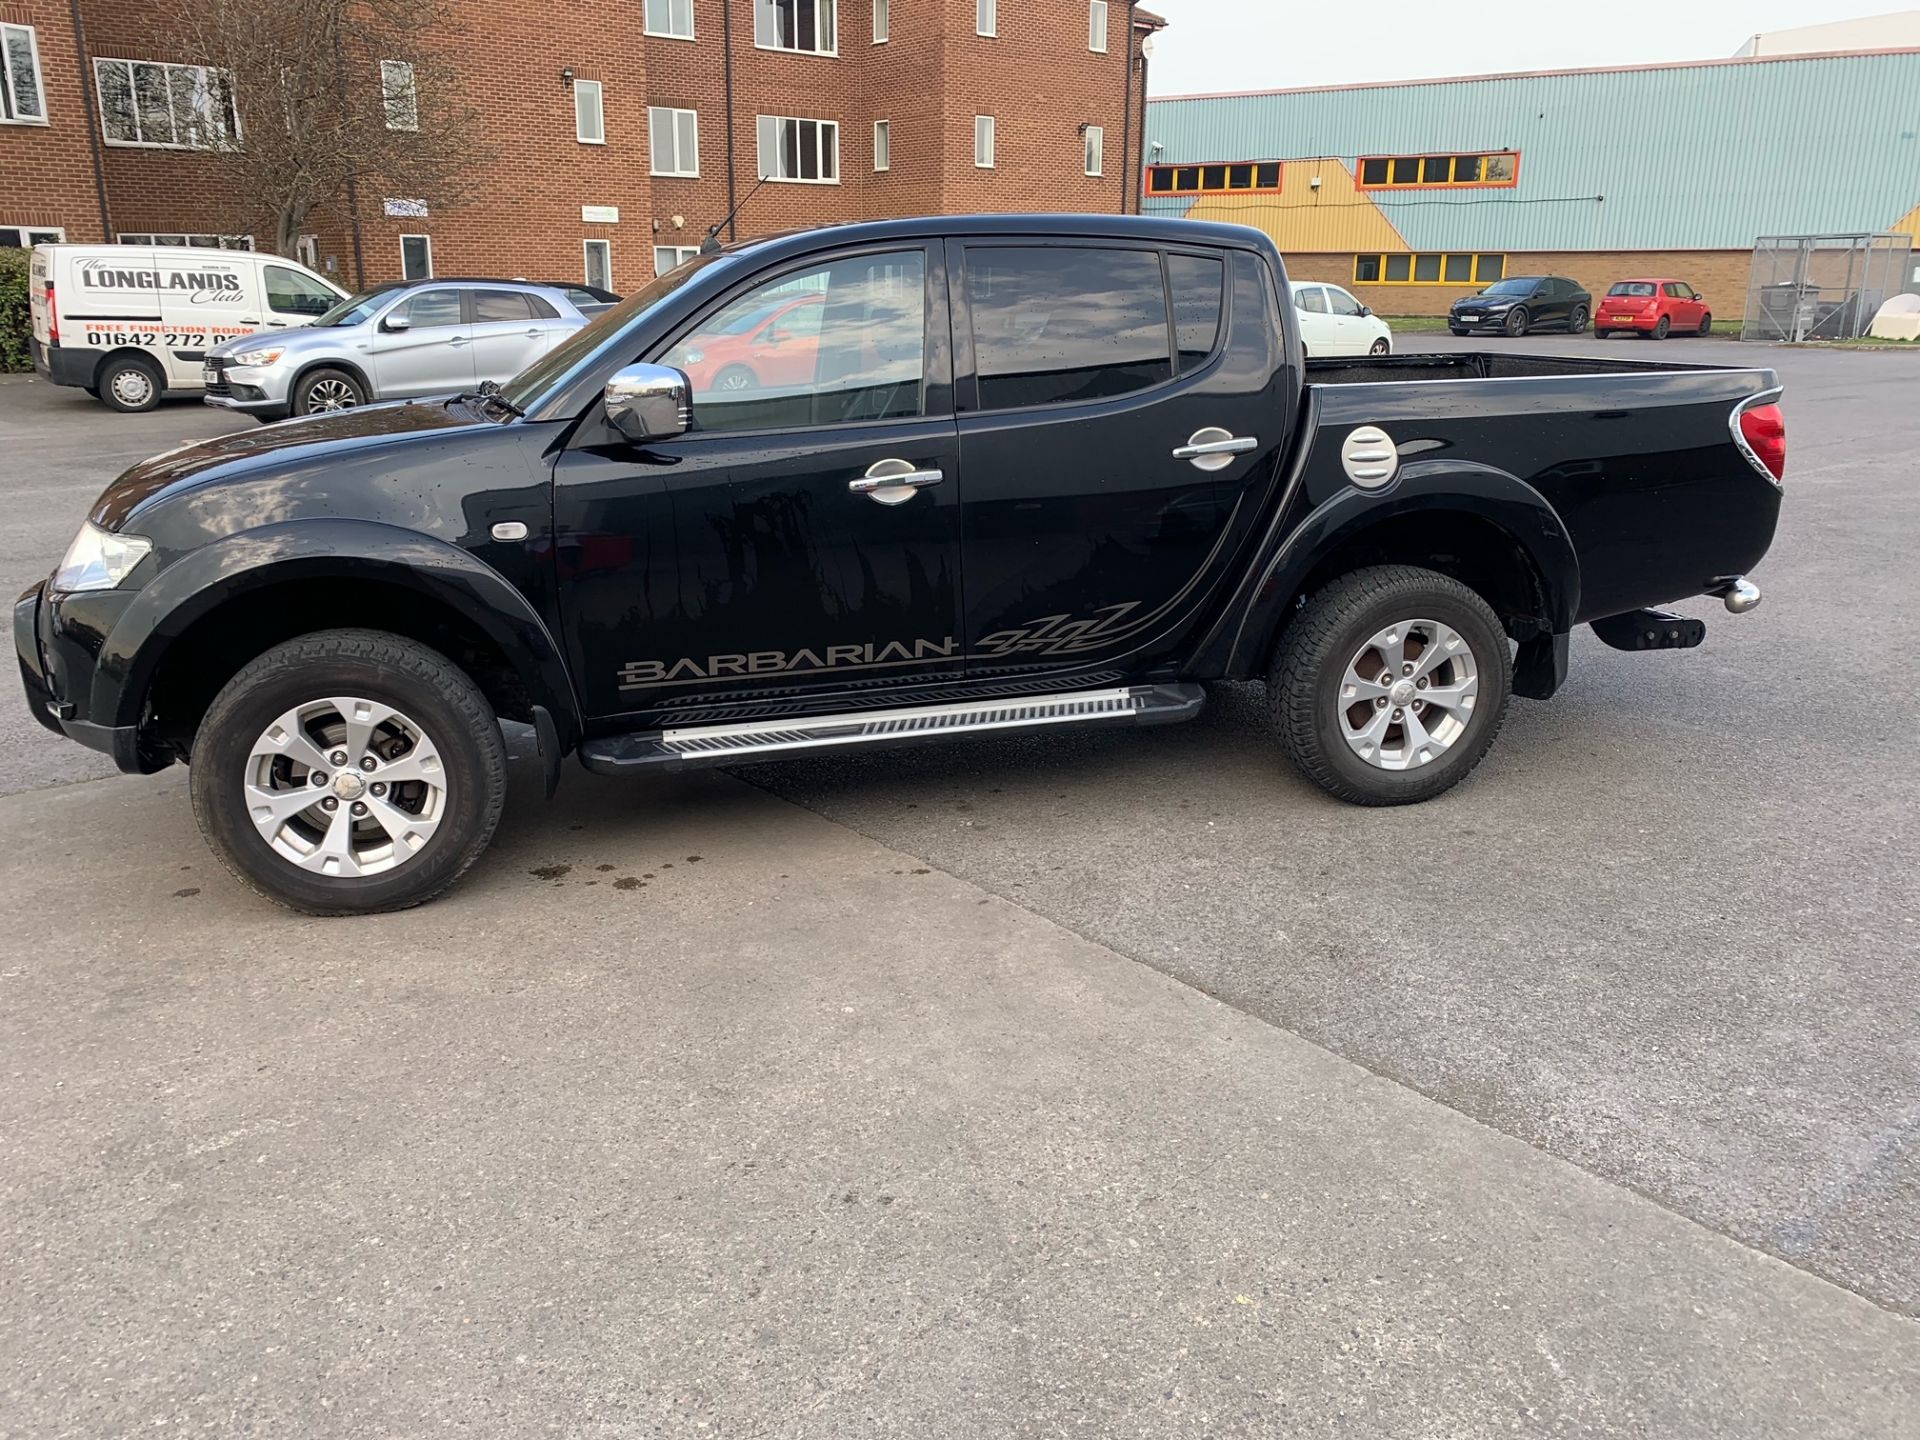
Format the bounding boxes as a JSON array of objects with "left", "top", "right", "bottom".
[
  {"left": 1223, "top": 461, "right": 1582, "bottom": 675},
  {"left": 94, "top": 519, "right": 581, "bottom": 748}
]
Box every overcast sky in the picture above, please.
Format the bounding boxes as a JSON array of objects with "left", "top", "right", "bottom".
[{"left": 1142, "top": 1, "right": 1889, "bottom": 93}]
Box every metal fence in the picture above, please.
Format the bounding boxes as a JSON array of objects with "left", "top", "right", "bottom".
[{"left": 1741, "top": 233, "right": 1915, "bottom": 341}]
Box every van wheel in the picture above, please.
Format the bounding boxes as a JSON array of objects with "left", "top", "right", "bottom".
[
  {"left": 98, "top": 353, "right": 164, "bottom": 413},
  {"left": 293, "top": 367, "right": 366, "bottom": 416},
  {"left": 1270, "top": 565, "right": 1511, "bottom": 805},
  {"left": 189, "top": 629, "right": 507, "bottom": 915}
]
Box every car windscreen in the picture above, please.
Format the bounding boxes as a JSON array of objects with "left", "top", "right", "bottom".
[
  {"left": 500, "top": 250, "right": 732, "bottom": 413},
  {"left": 1478, "top": 279, "right": 1537, "bottom": 297},
  {"left": 1608, "top": 282, "right": 1658, "bottom": 296},
  {"left": 311, "top": 287, "right": 402, "bottom": 327}
]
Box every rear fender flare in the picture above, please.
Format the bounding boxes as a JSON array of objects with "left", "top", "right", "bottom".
[
  {"left": 1226, "top": 461, "right": 1581, "bottom": 674},
  {"left": 93, "top": 519, "right": 581, "bottom": 748}
]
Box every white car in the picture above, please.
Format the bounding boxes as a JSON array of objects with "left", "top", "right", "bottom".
[{"left": 1293, "top": 282, "right": 1393, "bottom": 358}]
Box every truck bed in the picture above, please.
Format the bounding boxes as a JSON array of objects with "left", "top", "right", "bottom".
[{"left": 1304, "top": 351, "right": 1745, "bottom": 386}]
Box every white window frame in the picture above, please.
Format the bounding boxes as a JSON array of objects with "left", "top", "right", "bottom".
[
  {"left": 872, "top": 0, "right": 888, "bottom": 43},
  {"left": 648, "top": 105, "right": 700, "bottom": 176},
  {"left": 574, "top": 78, "right": 605, "bottom": 144},
  {"left": 380, "top": 60, "right": 418, "bottom": 132},
  {"left": 976, "top": 0, "right": 996, "bottom": 37},
  {"left": 1, "top": 224, "right": 65, "bottom": 246},
  {"left": 974, "top": 115, "right": 995, "bottom": 169},
  {"left": 583, "top": 238, "right": 613, "bottom": 290},
  {"left": 873, "top": 118, "right": 890, "bottom": 172},
  {"left": 116, "top": 232, "right": 253, "bottom": 249},
  {"left": 1083, "top": 125, "right": 1104, "bottom": 176},
  {"left": 1089, "top": 0, "right": 1108, "bottom": 53},
  {"left": 643, "top": 0, "right": 696, "bottom": 39},
  {"left": 93, "top": 57, "right": 239, "bottom": 149},
  {"left": 1, "top": 24, "right": 48, "bottom": 124},
  {"left": 755, "top": 0, "right": 838, "bottom": 56},
  {"left": 654, "top": 244, "right": 700, "bottom": 276},
  {"left": 756, "top": 114, "right": 840, "bottom": 184},
  {"left": 400, "top": 233, "right": 433, "bottom": 280}
]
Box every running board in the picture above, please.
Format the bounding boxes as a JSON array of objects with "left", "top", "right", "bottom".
[{"left": 578, "top": 683, "right": 1205, "bottom": 774}]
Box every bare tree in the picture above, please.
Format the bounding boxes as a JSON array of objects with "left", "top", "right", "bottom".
[{"left": 157, "top": 0, "right": 493, "bottom": 258}]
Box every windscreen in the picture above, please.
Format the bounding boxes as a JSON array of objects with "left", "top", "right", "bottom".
[{"left": 1608, "top": 282, "right": 1658, "bottom": 297}]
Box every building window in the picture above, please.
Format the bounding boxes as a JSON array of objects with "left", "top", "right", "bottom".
[
  {"left": 1357, "top": 152, "right": 1519, "bottom": 189},
  {"left": 1, "top": 24, "right": 47, "bottom": 123},
  {"left": 1089, "top": 1, "right": 1108, "bottom": 52},
  {"left": 574, "top": 79, "right": 605, "bottom": 143},
  {"left": 757, "top": 114, "right": 839, "bottom": 182},
  {"left": 974, "top": 115, "right": 994, "bottom": 168},
  {"left": 649, "top": 106, "right": 699, "bottom": 175},
  {"left": 872, "top": 0, "right": 888, "bottom": 42},
  {"left": 1352, "top": 252, "right": 1505, "bottom": 285},
  {"left": 380, "top": 61, "right": 417, "bottom": 131},
  {"left": 976, "top": 0, "right": 996, "bottom": 36},
  {"left": 644, "top": 0, "right": 695, "bottom": 38},
  {"left": 1, "top": 225, "right": 64, "bottom": 247},
  {"left": 654, "top": 244, "right": 699, "bottom": 275},
  {"left": 1083, "top": 125, "right": 1103, "bottom": 176},
  {"left": 1145, "top": 162, "right": 1281, "bottom": 196},
  {"left": 755, "top": 0, "right": 837, "bottom": 54},
  {"left": 873, "top": 118, "right": 890, "bottom": 171},
  {"left": 584, "top": 239, "right": 612, "bottom": 291},
  {"left": 94, "top": 58, "right": 238, "bottom": 148},
  {"left": 401, "top": 234, "right": 433, "bottom": 279},
  {"left": 117, "top": 232, "right": 253, "bottom": 248}
]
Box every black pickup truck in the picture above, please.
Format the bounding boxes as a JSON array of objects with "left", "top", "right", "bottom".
[{"left": 16, "top": 215, "right": 1785, "bottom": 913}]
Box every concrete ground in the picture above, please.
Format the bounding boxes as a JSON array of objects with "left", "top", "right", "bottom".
[{"left": 2, "top": 340, "right": 1917, "bottom": 1435}]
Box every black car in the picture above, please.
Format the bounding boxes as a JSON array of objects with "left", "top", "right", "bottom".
[
  {"left": 17, "top": 214, "right": 1784, "bottom": 914},
  {"left": 1450, "top": 276, "right": 1592, "bottom": 337}
]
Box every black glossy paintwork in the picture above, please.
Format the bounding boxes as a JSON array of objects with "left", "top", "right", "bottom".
[{"left": 19, "top": 212, "right": 1783, "bottom": 777}]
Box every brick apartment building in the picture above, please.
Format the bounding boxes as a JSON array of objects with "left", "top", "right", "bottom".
[{"left": 1, "top": 0, "right": 1165, "bottom": 294}]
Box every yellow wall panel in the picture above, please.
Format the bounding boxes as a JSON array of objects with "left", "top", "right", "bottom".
[{"left": 1183, "top": 162, "right": 1408, "bottom": 254}]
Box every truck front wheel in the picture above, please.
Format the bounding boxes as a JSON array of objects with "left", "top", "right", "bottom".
[
  {"left": 1270, "top": 566, "right": 1511, "bottom": 805},
  {"left": 188, "top": 629, "right": 508, "bottom": 914}
]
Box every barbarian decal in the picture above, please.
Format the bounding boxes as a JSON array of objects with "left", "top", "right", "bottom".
[{"left": 620, "top": 636, "right": 961, "bottom": 691}]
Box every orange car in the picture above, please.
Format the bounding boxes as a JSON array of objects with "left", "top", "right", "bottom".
[{"left": 1594, "top": 278, "right": 1713, "bottom": 339}]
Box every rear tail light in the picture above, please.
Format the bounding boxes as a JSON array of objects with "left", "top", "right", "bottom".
[
  {"left": 44, "top": 279, "right": 57, "bottom": 346},
  {"left": 1735, "top": 400, "right": 1786, "bottom": 484}
]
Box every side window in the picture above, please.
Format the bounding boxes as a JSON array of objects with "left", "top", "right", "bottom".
[
  {"left": 396, "top": 289, "right": 463, "bottom": 329},
  {"left": 527, "top": 294, "right": 561, "bottom": 319},
  {"left": 1663, "top": 283, "right": 1686, "bottom": 299},
  {"left": 1325, "top": 286, "right": 1364, "bottom": 317},
  {"left": 661, "top": 248, "right": 927, "bottom": 432},
  {"left": 1166, "top": 252, "right": 1224, "bottom": 371},
  {"left": 1297, "top": 286, "right": 1329, "bottom": 314},
  {"left": 968, "top": 246, "right": 1171, "bottom": 410},
  {"left": 473, "top": 289, "right": 535, "bottom": 322},
  {"left": 264, "top": 264, "right": 338, "bottom": 317}
]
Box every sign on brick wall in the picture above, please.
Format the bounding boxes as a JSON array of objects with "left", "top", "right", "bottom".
[{"left": 581, "top": 205, "right": 620, "bottom": 223}]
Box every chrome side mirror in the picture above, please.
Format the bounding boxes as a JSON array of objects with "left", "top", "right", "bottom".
[
  {"left": 605, "top": 362, "right": 691, "bottom": 444},
  {"left": 382, "top": 312, "right": 411, "bottom": 332}
]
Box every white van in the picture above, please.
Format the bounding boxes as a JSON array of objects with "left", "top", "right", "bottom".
[{"left": 29, "top": 244, "right": 346, "bottom": 412}]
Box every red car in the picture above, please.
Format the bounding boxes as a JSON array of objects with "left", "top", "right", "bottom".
[
  {"left": 1594, "top": 278, "right": 1713, "bottom": 339},
  {"left": 670, "top": 291, "right": 825, "bottom": 393}
]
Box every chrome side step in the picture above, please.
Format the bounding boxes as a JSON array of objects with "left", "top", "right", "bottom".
[{"left": 579, "top": 683, "right": 1205, "bottom": 774}]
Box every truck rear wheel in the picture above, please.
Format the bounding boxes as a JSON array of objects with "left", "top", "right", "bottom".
[
  {"left": 188, "top": 629, "right": 507, "bottom": 914},
  {"left": 1270, "top": 565, "right": 1511, "bottom": 805}
]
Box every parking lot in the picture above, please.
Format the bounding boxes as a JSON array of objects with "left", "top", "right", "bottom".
[{"left": 4, "top": 337, "right": 1919, "bottom": 1435}]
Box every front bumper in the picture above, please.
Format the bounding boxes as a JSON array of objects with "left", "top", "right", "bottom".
[
  {"left": 1449, "top": 310, "right": 1518, "bottom": 332},
  {"left": 202, "top": 355, "right": 292, "bottom": 419},
  {"left": 14, "top": 581, "right": 157, "bottom": 773}
]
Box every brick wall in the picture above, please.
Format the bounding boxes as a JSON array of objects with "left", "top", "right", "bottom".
[
  {"left": 0, "top": 0, "right": 106, "bottom": 241},
  {"left": 1290, "top": 249, "right": 1757, "bottom": 318}
]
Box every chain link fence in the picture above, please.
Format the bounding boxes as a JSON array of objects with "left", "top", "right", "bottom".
[{"left": 1741, "top": 233, "right": 1915, "bottom": 341}]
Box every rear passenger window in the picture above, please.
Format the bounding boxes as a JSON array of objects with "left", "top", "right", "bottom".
[
  {"left": 1297, "top": 286, "right": 1328, "bottom": 314},
  {"left": 474, "top": 290, "right": 535, "bottom": 322},
  {"left": 968, "top": 246, "right": 1171, "bottom": 410},
  {"left": 527, "top": 294, "right": 561, "bottom": 319},
  {"left": 1166, "top": 253, "right": 1224, "bottom": 371}
]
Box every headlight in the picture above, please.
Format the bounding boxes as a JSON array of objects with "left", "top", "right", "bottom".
[
  {"left": 228, "top": 346, "right": 286, "bottom": 367},
  {"left": 679, "top": 348, "right": 705, "bottom": 365},
  {"left": 52, "top": 522, "right": 152, "bottom": 593}
]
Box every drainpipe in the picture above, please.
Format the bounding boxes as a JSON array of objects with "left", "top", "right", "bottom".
[
  {"left": 67, "top": 0, "right": 112, "bottom": 240},
  {"left": 723, "top": 0, "right": 738, "bottom": 239},
  {"left": 1119, "top": 3, "right": 1134, "bottom": 214}
]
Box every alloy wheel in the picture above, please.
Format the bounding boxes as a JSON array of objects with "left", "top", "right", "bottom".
[
  {"left": 1335, "top": 619, "right": 1480, "bottom": 771},
  {"left": 307, "top": 378, "right": 359, "bottom": 411}
]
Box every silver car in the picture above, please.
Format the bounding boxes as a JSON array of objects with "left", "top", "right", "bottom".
[{"left": 202, "top": 279, "right": 593, "bottom": 422}]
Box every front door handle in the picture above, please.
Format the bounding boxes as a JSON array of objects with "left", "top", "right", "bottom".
[
  {"left": 446, "top": 336, "right": 469, "bottom": 348},
  {"left": 1173, "top": 428, "right": 1259, "bottom": 472},
  {"left": 851, "top": 458, "right": 944, "bottom": 506}
]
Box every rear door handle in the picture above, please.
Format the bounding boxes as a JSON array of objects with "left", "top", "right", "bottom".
[
  {"left": 1173, "top": 428, "right": 1259, "bottom": 471},
  {"left": 850, "top": 458, "right": 944, "bottom": 506}
]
